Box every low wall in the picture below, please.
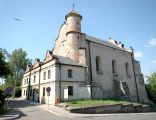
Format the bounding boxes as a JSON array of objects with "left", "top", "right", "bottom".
[{"left": 66, "top": 104, "right": 152, "bottom": 114}]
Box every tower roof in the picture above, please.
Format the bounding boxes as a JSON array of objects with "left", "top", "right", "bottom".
[{"left": 65, "top": 10, "right": 82, "bottom": 20}]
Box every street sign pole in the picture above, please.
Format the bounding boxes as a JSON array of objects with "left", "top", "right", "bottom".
[
  {"left": 48, "top": 95, "right": 49, "bottom": 109},
  {"left": 46, "top": 87, "right": 51, "bottom": 109}
]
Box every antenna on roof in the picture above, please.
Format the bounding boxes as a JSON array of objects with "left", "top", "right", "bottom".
[{"left": 72, "top": 3, "right": 75, "bottom": 10}]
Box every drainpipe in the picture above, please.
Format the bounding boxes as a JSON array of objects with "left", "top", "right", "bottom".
[
  {"left": 27, "top": 69, "right": 31, "bottom": 100},
  {"left": 38, "top": 65, "right": 41, "bottom": 103},
  {"left": 131, "top": 48, "right": 139, "bottom": 103},
  {"left": 88, "top": 41, "right": 93, "bottom": 99},
  {"left": 59, "top": 64, "right": 62, "bottom": 102}
]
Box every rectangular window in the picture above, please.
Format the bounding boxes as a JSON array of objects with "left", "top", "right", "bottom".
[
  {"left": 48, "top": 70, "right": 51, "bottom": 79},
  {"left": 68, "top": 86, "right": 73, "bottom": 96},
  {"left": 68, "top": 69, "right": 73, "bottom": 78},
  {"left": 26, "top": 90, "right": 27, "bottom": 96},
  {"left": 24, "top": 90, "right": 25, "bottom": 96},
  {"left": 43, "top": 87, "right": 45, "bottom": 96},
  {"left": 43, "top": 72, "right": 46, "bottom": 80},
  {"left": 34, "top": 75, "right": 36, "bottom": 83}
]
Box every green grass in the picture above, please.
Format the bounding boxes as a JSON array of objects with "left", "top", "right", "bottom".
[
  {"left": 63, "top": 98, "right": 130, "bottom": 107},
  {"left": 0, "top": 107, "right": 8, "bottom": 116}
]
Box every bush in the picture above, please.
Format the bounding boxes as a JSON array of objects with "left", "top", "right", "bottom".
[
  {"left": 15, "top": 86, "right": 21, "bottom": 98},
  {"left": 0, "top": 107, "right": 8, "bottom": 115},
  {"left": 146, "top": 73, "right": 156, "bottom": 103},
  {"left": 0, "top": 89, "right": 6, "bottom": 107}
]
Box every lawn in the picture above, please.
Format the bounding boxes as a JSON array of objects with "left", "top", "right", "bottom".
[
  {"left": 63, "top": 98, "right": 131, "bottom": 107},
  {"left": 0, "top": 107, "right": 8, "bottom": 116}
]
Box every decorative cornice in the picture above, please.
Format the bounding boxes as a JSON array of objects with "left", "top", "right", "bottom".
[{"left": 66, "top": 31, "right": 81, "bottom": 36}]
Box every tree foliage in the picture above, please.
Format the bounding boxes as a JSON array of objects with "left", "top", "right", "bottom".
[
  {"left": 0, "top": 50, "right": 10, "bottom": 78},
  {"left": 146, "top": 72, "right": 156, "bottom": 103},
  {"left": 0, "top": 48, "right": 31, "bottom": 94},
  {"left": 8, "top": 48, "right": 32, "bottom": 86}
]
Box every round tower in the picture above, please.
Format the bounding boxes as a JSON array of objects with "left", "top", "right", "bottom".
[{"left": 65, "top": 10, "right": 83, "bottom": 61}]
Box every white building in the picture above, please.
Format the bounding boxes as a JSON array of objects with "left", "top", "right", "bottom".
[{"left": 21, "top": 9, "right": 149, "bottom": 104}]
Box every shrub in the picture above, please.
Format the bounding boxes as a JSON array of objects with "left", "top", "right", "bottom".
[
  {"left": 0, "top": 89, "right": 6, "bottom": 107},
  {"left": 15, "top": 86, "right": 21, "bottom": 98}
]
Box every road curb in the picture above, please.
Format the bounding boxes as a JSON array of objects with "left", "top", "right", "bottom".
[{"left": 0, "top": 109, "right": 21, "bottom": 120}]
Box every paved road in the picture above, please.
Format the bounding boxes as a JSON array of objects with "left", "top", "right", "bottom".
[{"left": 8, "top": 99, "right": 156, "bottom": 120}]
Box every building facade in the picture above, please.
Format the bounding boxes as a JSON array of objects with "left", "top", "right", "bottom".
[{"left": 21, "top": 10, "right": 149, "bottom": 104}]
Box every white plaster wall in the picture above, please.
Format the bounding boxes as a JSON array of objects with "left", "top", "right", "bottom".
[
  {"left": 40, "top": 83, "right": 56, "bottom": 104},
  {"left": 21, "top": 87, "right": 27, "bottom": 99},
  {"left": 40, "top": 63, "right": 56, "bottom": 84},
  {"left": 30, "top": 67, "right": 40, "bottom": 86},
  {"left": 22, "top": 72, "right": 30, "bottom": 87},
  {"left": 58, "top": 82, "right": 91, "bottom": 101},
  {"left": 88, "top": 42, "right": 137, "bottom": 100},
  {"left": 60, "top": 65, "right": 86, "bottom": 82}
]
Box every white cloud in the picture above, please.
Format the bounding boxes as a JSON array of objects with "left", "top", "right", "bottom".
[
  {"left": 152, "top": 60, "right": 156, "bottom": 64},
  {"left": 146, "top": 38, "right": 156, "bottom": 47},
  {"left": 134, "top": 51, "right": 143, "bottom": 58}
]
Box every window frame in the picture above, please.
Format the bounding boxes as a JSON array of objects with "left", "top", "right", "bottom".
[
  {"left": 112, "top": 59, "right": 116, "bottom": 74},
  {"left": 43, "top": 71, "right": 46, "bottom": 80},
  {"left": 48, "top": 70, "right": 51, "bottom": 79},
  {"left": 34, "top": 75, "right": 36, "bottom": 83},
  {"left": 68, "top": 69, "right": 73, "bottom": 78},
  {"left": 68, "top": 86, "right": 73, "bottom": 96},
  {"left": 43, "top": 87, "right": 45, "bottom": 97},
  {"left": 125, "top": 62, "right": 130, "bottom": 77}
]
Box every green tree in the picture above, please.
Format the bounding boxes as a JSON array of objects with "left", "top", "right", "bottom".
[
  {"left": 146, "top": 72, "right": 156, "bottom": 103},
  {"left": 8, "top": 48, "right": 31, "bottom": 86},
  {"left": 0, "top": 50, "right": 10, "bottom": 78}
]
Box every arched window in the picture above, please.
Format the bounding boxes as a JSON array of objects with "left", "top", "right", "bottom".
[
  {"left": 95, "top": 56, "right": 101, "bottom": 72},
  {"left": 112, "top": 60, "right": 116, "bottom": 74},
  {"left": 125, "top": 62, "right": 129, "bottom": 76}
]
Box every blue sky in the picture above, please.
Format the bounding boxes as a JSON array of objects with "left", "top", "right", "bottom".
[{"left": 0, "top": 0, "right": 156, "bottom": 83}]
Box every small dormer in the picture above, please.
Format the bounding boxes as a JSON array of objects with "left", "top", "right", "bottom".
[
  {"left": 43, "top": 50, "right": 59, "bottom": 64},
  {"left": 25, "top": 64, "right": 33, "bottom": 73},
  {"left": 33, "top": 58, "right": 41, "bottom": 69},
  {"left": 108, "top": 38, "right": 125, "bottom": 49},
  {"left": 108, "top": 37, "right": 118, "bottom": 45},
  {"left": 117, "top": 42, "right": 125, "bottom": 49}
]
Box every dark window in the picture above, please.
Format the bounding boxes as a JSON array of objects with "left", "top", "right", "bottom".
[
  {"left": 24, "top": 90, "right": 25, "bottom": 96},
  {"left": 68, "top": 86, "right": 73, "bottom": 96},
  {"left": 34, "top": 75, "right": 36, "bottom": 83},
  {"left": 48, "top": 70, "right": 51, "bottom": 79},
  {"left": 125, "top": 62, "right": 129, "bottom": 76},
  {"left": 112, "top": 60, "right": 116, "bottom": 74},
  {"left": 68, "top": 69, "right": 73, "bottom": 78},
  {"left": 96, "top": 56, "right": 101, "bottom": 72},
  {"left": 43, "top": 87, "right": 45, "bottom": 97},
  {"left": 27, "top": 78, "right": 28, "bottom": 84},
  {"left": 26, "top": 90, "right": 27, "bottom": 96},
  {"left": 43, "top": 72, "right": 46, "bottom": 80},
  {"left": 78, "top": 36, "right": 79, "bottom": 39}
]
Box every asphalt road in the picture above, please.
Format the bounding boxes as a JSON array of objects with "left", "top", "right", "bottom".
[{"left": 8, "top": 99, "right": 156, "bottom": 120}]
